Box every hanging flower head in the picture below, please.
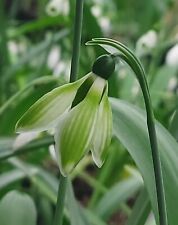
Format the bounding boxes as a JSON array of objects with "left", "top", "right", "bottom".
[{"left": 16, "top": 55, "right": 115, "bottom": 176}]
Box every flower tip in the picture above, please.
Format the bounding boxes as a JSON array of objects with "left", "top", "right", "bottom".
[{"left": 92, "top": 152, "right": 104, "bottom": 168}]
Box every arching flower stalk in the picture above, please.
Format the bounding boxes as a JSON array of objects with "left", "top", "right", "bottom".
[{"left": 16, "top": 55, "right": 115, "bottom": 176}]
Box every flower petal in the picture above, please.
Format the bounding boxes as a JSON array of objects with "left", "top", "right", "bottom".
[
  {"left": 16, "top": 74, "right": 90, "bottom": 133},
  {"left": 55, "top": 76, "right": 106, "bottom": 176},
  {"left": 91, "top": 85, "right": 112, "bottom": 167}
]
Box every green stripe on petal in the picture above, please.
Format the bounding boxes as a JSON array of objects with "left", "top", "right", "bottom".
[
  {"left": 91, "top": 85, "right": 113, "bottom": 167},
  {"left": 16, "top": 74, "right": 91, "bottom": 133},
  {"left": 55, "top": 76, "right": 106, "bottom": 176}
]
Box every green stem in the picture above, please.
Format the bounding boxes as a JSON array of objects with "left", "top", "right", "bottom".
[
  {"left": 70, "top": 0, "right": 84, "bottom": 82},
  {"left": 87, "top": 38, "right": 167, "bottom": 225},
  {"left": 53, "top": 1, "right": 84, "bottom": 225},
  {"left": 0, "top": 0, "right": 9, "bottom": 103},
  {"left": 53, "top": 175, "right": 67, "bottom": 225}
]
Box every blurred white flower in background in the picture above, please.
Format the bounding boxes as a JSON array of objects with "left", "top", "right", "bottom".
[
  {"left": 8, "top": 41, "right": 19, "bottom": 55},
  {"left": 145, "top": 213, "right": 156, "bottom": 225},
  {"left": 47, "top": 45, "right": 70, "bottom": 79},
  {"left": 99, "top": 17, "right": 111, "bottom": 34},
  {"left": 46, "top": 0, "right": 69, "bottom": 17},
  {"left": 131, "top": 81, "right": 140, "bottom": 96},
  {"left": 91, "top": 5, "right": 111, "bottom": 34},
  {"left": 53, "top": 60, "right": 71, "bottom": 80},
  {"left": 47, "top": 46, "right": 61, "bottom": 70},
  {"left": 91, "top": 5, "right": 102, "bottom": 17},
  {"left": 136, "top": 30, "right": 158, "bottom": 56},
  {"left": 168, "top": 77, "right": 177, "bottom": 91},
  {"left": 8, "top": 40, "right": 27, "bottom": 64},
  {"left": 166, "top": 44, "right": 178, "bottom": 67}
]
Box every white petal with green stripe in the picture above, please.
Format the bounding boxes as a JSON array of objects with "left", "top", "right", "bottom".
[
  {"left": 55, "top": 76, "right": 106, "bottom": 176},
  {"left": 16, "top": 74, "right": 90, "bottom": 132},
  {"left": 91, "top": 85, "right": 112, "bottom": 167}
]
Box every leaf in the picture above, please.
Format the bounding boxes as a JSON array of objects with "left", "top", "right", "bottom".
[
  {"left": 8, "top": 157, "right": 107, "bottom": 225},
  {"left": 95, "top": 174, "right": 143, "bottom": 219},
  {"left": 8, "top": 17, "right": 69, "bottom": 38},
  {"left": 127, "top": 187, "right": 151, "bottom": 225},
  {"left": 0, "top": 190, "right": 37, "bottom": 225},
  {"left": 110, "top": 98, "right": 178, "bottom": 225},
  {"left": 0, "top": 169, "right": 26, "bottom": 189},
  {"left": 66, "top": 180, "right": 90, "bottom": 225}
]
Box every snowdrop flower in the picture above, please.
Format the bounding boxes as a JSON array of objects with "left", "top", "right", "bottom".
[
  {"left": 53, "top": 60, "right": 71, "bottom": 79},
  {"left": 131, "top": 81, "right": 140, "bottom": 96},
  {"left": 46, "top": 0, "right": 69, "bottom": 17},
  {"left": 16, "top": 55, "right": 115, "bottom": 176},
  {"left": 168, "top": 77, "right": 177, "bottom": 91},
  {"left": 8, "top": 40, "right": 27, "bottom": 64},
  {"left": 136, "top": 30, "right": 158, "bottom": 56},
  {"left": 91, "top": 5, "right": 111, "bottom": 34},
  {"left": 99, "top": 17, "right": 111, "bottom": 34},
  {"left": 165, "top": 44, "right": 178, "bottom": 67},
  {"left": 47, "top": 46, "right": 61, "bottom": 70},
  {"left": 8, "top": 41, "right": 19, "bottom": 55},
  {"left": 91, "top": 5, "right": 102, "bottom": 17}
]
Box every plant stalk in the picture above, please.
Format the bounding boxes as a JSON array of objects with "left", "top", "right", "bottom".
[
  {"left": 53, "top": 1, "right": 84, "bottom": 225},
  {"left": 87, "top": 38, "right": 168, "bottom": 225},
  {"left": 70, "top": 0, "right": 84, "bottom": 82}
]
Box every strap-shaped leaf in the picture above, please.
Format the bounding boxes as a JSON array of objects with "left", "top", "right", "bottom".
[
  {"left": 0, "top": 190, "right": 37, "bottom": 225},
  {"left": 91, "top": 85, "right": 112, "bottom": 167},
  {"left": 55, "top": 76, "right": 106, "bottom": 176},
  {"left": 111, "top": 98, "right": 178, "bottom": 225},
  {"left": 16, "top": 75, "right": 90, "bottom": 132}
]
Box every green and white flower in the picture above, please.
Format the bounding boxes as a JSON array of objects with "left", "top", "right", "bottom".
[{"left": 16, "top": 61, "right": 113, "bottom": 176}]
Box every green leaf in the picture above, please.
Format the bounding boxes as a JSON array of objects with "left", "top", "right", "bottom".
[
  {"left": 66, "top": 181, "right": 90, "bottom": 225},
  {"left": 9, "top": 158, "right": 107, "bottom": 225},
  {"left": 16, "top": 75, "right": 89, "bottom": 132},
  {"left": 95, "top": 175, "right": 143, "bottom": 219},
  {"left": 111, "top": 98, "right": 178, "bottom": 225},
  {"left": 0, "top": 169, "right": 26, "bottom": 189},
  {"left": 0, "top": 190, "right": 37, "bottom": 225},
  {"left": 127, "top": 187, "right": 151, "bottom": 225}
]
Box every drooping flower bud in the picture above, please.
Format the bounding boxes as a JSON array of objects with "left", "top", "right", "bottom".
[{"left": 92, "top": 54, "right": 115, "bottom": 80}]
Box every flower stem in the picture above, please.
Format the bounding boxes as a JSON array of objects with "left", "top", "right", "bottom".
[
  {"left": 52, "top": 174, "right": 67, "bottom": 225},
  {"left": 53, "top": 1, "right": 84, "bottom": 225},
  {"left": 70, "top": 0, "right": 84, "bottom": 82},
  {"left": 87, "top": 38, "right": 167, "bottom": 225}
]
